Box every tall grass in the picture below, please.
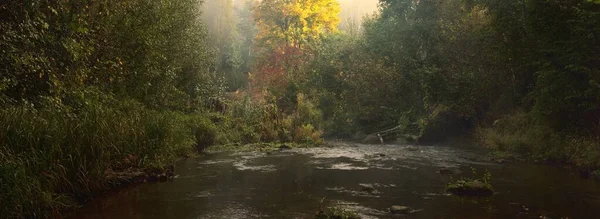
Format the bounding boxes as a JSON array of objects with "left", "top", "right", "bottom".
[
  {"left": 0, "top": 91, "right": 325, "bottom": 217},
  {"left": 477, "top": 111, "right": 600, "bottom": 170},
  {"left": 0, "top": 99, "right": 200, "bottom": 217}
]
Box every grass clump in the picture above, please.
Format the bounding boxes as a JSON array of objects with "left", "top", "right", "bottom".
[
  {"left": 315, "top": 207, "right": 361, "bottom": 219},
  {"left": 446, "top": 168, "right": 494, "bottom": 196},
  {"left": 0, "top": 97, "right": 213, "bottom": 217}
]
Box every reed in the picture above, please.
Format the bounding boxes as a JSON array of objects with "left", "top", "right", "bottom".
[{"left": 0, "top": 101, "right": 199, "bottom": 217}]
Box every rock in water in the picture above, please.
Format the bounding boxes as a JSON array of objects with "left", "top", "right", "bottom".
[
  {"left": 389, "top": 205, "right": 413, "bottom": 214},
  {"left": 362, "top": 134, "right": 380, "bottom": 144},
  {"left": 437, "top": 167, "right": 461, "bottom": 176},
  {"left": 406, "top": 146, "right": 419, "bottom": 152},
  {"left": 359, "top": 184, "right": 376, "bottom": 193},
  {"left": 353, "top": 131, "right": 367, "bottom": 141},
  {"left": 279, "top": 144, "right": 292, "bottom": 150}
]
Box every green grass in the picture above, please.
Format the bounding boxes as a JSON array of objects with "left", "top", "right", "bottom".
[
  {"left": 446, "top": 168, "right": 494, "bottom": 196},
  {"left": 0, "top": 94, "right": 327, "bottom": 217},
  {"left": 0, "top": 101, "right": 202, "bottom": 218},
  {"left": 477, "top": 112, "right": 600, "bottom": 171},
  {"left": 315, "top": 207, "right": 361, "bottom": 219}
]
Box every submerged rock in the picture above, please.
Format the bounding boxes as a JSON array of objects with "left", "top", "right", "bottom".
[
  {"left": 389, "top": 205, "right": 413, "bottom": 214},
  {"left": 361, "top": 134, "right": 380, "bottom": 144},
  {"left": 446, "top": 180, "right": 494, "bottom": 196},
  {"left": 353, "top": 131, "right": 367, "bottom": 141},
  {"left": 437, "top": 167, "right": 461, "bottom": 176},
  {"left": 359, "top": 184, "right": 376, "bottom": 193},
  {"left": 406, "top": 146, "right": 419, "bottom": 152}
]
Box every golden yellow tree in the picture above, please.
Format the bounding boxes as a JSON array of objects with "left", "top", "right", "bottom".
[{"left": 254, "top": 0, "right": 341, "bottom": 50}]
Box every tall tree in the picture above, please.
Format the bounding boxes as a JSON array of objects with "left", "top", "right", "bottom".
[{"left": 253, "top": 0, "right": 341, "bottom": 50}]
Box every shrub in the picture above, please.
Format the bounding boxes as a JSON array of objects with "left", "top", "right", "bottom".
[{"left": 188, "top": 115, "right": 218, "bottom": 152}]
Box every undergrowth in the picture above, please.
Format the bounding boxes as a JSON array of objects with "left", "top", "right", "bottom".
[
  {"left": 477, "top": 111, "right": 600, "bottom": 171},
  {"left": 0, "top": 97, "right": 202, "bottom": 217}
]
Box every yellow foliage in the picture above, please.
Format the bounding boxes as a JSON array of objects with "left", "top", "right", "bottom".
[{"left": 254, "top": 0, "right": 341, "bottom": 49}]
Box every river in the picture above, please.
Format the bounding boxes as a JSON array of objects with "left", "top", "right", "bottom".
[{"left": 69, "top": 142, "right": 600, "bottom": 218}]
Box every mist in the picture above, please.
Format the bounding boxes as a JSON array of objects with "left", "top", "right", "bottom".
[{"left": 338, "top": 0, "right": 379, "bottom": 32}]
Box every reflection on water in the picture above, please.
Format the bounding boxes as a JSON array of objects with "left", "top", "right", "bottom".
[{"left": 69, "top": 142, "right": 600, "bottom": 219}]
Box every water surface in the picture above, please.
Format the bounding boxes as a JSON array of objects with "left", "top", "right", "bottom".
[{"left": 70, "top": 142, "right": 600, "bottom": 218}]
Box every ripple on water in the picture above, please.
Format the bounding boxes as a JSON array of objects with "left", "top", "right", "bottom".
[
  {"left": 316, "top": 162, "right": 369, "bottom": 170},
  {"left": 233, "top": 160, "right": 277, "bottom": 172},
  {"left": 193, "top": 190, "right": 213, "bottom": 198},
  {"left": 333, "top": 201, "right": 388, "bottom": 219},
  {"left": 324, "top": 186, "right": 381, "bottom": 198},
  {"left": 299, "top": 147, "right": 369, "bottom": 161},
  {"left": 196, "top": 203, "right": 266, "bottom": 219},
  {"left": 197, "top": 159, "right": 234, "bottom": 165}
]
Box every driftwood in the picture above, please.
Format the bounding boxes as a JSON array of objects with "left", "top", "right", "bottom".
[
  {"left": 373, "top": 125, "right": 403, "bottom": 136},
  {"left": 361, "top": 125, "right": 419, "bottom": 144}
]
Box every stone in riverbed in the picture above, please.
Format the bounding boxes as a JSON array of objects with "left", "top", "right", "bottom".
[
  {"left": 278, "top": 144, "right": 292, "bottom": 150},
  {"left": 353, "top": 131, "right": 367, "bottom": 141},
  {"left": 362, "top": 134, "right": 381, "bottom": 144},
  {"left": 359, "top": 184, "right": 376, "bottom": 193},
  {"left": 406, "top": 146, "right": 419, "bottom": 152},
  {"left": 437, "top": 167, "right": 461, "bottom": 176},
  {"left": 389, "top": 205, "right": 413, "bottom": 214}
]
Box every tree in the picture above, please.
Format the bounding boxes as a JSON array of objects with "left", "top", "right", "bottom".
[{"left": 253, "top": 0, "right": 341, "bottom": 50}]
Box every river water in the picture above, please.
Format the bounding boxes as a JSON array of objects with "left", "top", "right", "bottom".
[{"left": 70, "top": 142, "right": 600, "bottom": 218}]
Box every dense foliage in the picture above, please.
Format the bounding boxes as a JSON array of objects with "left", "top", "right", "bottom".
[
  {"left": 1, "top": 0, "right": 599, "bottom": 217},
  {"left": 0, "top": 0, "right": 223, "bottom": 216},
  {"left": 301, "top": 0, "right": 600, "bottom": 169}
]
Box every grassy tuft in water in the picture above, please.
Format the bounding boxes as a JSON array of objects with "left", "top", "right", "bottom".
[
  {"left": 446, "top": 168, "right": 494, "bottom": 196},
  {"left": 315, "top": 207, "right": 361, "bottom": 219}
]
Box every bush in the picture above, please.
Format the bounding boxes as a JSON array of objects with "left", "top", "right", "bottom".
[
  {"left": 210, "top": 92, "right": 325, "bottom": 147},
  {"left": 188, "top": 115, "right": 218, "bottom": 152}
]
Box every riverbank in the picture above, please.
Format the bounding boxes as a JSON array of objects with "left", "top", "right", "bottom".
[
  {"left": 476, "top": 112, "right": 600, "bottom": 179},
  {"left": 0, "top": 101, "right": 200, "bottom": 218}
]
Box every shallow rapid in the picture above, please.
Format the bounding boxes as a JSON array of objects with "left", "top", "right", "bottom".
[{"left": 70, "top": 142, "right": 600, "bottom": 218}]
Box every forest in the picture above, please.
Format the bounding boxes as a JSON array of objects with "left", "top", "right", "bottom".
[{"left": 1, "top": 0, "right": 599, "bottom": 218}]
